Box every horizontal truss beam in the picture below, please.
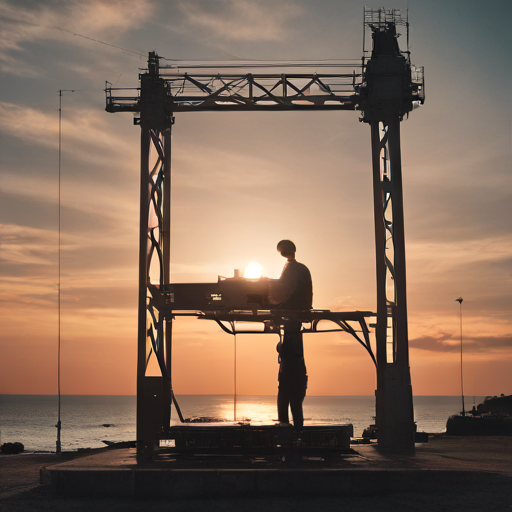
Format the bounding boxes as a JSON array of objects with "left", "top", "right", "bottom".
[{"left": 106, "top": 72, "right": 363, "bottom": 113}]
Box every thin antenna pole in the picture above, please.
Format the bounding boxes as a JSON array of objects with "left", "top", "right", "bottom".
[
  {"left": 234, "top": 332, "right": 237, "bottom": 422},
  {"left": 56, "top": 91, "right": 62, "bottom": 455},
  {"left": 56, "top": 89, "right": 74, "bottom": 454},
  {"left": 456, "top": 297, "right": 465, "bottom": 416}
]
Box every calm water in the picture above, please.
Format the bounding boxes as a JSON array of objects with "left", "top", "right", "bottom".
[{"left": 0, "top": 395, "right": 483, "bottom": 452}]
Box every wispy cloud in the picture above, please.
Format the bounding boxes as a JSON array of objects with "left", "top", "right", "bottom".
[
  {"left": 0, "top": 102, "right": 59, "bottom": 149},
  {"left": 0, "top": 102, "right": 141, "bottom": 231},
  {"left": 0, "top": 102, "right": 137, "bottom": 163},
  {"left": 410, "top": 331, "right": 512, "bottom": 354},
  {"left": 407, "top": 235, "right": 512, "bottom": 276},
  {"left": 330, "top": 295, "right": 369, "bottom": 312},
  {"left": 1, "top": 171, "right": 139, "bottom": 233},
  {"left": 0, "top": 220, "right": 137, "bottom": 325},
  {"left": 0, "top": 0, "right": 153, "bottom": 75},
  {"left": 0, "top": 221, "right": 137, "bottom": 291},
  {"left": 0, "top": 0, "right": 154, "bottom": 47},
  {"left": 0, "top": 224, "right": 57, "bottom": 268},
  {"left": 175, "top": 0, "right": 305, "bottom": 42}
]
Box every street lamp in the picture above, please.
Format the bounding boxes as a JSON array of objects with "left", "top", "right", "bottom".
[{"left": 455, "top": 297, "right": 465, "bottom": 416}]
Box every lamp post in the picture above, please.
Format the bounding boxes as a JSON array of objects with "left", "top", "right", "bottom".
[{"left": 455, "top": 297, "right": 465, "bottom": 416}]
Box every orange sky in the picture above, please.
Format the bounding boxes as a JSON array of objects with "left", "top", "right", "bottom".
[{"left": 0, "top": 0, "right": 511, "bottom": 397}]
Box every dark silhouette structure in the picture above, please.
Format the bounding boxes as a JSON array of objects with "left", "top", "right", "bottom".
[{"left": 105, "top": 7, "right": 425, "bottom": 455}]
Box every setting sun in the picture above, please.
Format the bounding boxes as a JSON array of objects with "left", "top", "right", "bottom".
[{"left": 244, "top": 262, "right": 263, "bottom": 279}]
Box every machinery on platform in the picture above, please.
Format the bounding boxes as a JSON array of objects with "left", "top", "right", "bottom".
[
  {"left": 150, "top": 275, "right": 275, "bottom": 312},
  {"left": 148, "top": 275, "right": 375, "bottom": 360},
  {"left": 105, "top": 7, "right": 425, "bottom": 455}
]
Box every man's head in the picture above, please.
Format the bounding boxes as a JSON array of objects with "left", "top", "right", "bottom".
[{"left": 277, "top": 239, "right": 296, "bottom": 259}]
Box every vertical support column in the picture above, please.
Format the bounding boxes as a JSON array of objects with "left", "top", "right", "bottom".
[
  {"left": 137, "top": 128, "right": 170, "bottom": 456},
  {"left": 388, "top": 118, "right": 410, "bottom": 369},
  {"left": 137, "top": 126, "right": 152, "bottom": 456},
  {"left": 371, "top": 119, "right": 415, "bottom": 449},
  {"left": 371, "top": 121, "right": 388, "bottom": 370},
  {"left": 136, "top": 52, "right": 175, "bottom": 457},
  {"left": 362, "top": 12, "right": 419, "bottom": 449},
  {"left": 162, "top": 127, "right": 172, "bottom": 431}
]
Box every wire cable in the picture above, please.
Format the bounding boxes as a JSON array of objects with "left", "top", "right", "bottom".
[
  {"left": 53, "top": 26, "right": 146, "bottom": 57},
  {"left": 160, "top": 63, "right": 362, "bottom": 71},
  {"left": 161, "top": 57, "right": 362, "bottom": 63}
]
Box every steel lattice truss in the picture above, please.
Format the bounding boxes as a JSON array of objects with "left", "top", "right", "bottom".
[
  {"left": 145, "top": 129, "right": 168, "bottom": 378},
  {"left": 107, "top": 72, "right": 361, "bottom": 114},
  {"left": 374, "top": 123, "right": 401, "bottom": 364}
]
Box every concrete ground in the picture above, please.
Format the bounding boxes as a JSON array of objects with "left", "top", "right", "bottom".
[{"left": 1, "top": 435, "right": 511, "bottom": 511}]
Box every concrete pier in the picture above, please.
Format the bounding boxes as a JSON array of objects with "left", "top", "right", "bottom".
[{"left": 41, "top": 435, "right": 512, "bottom": 498}]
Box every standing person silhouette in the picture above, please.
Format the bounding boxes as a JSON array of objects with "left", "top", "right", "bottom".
[{"left": 271, "top": 240, "right": 312, "bottom": 430}]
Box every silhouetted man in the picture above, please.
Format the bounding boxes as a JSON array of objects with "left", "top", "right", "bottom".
[{"left": 271, "top": 240, "right": 312, "bottom": 430}]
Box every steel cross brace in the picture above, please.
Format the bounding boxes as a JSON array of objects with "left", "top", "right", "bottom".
[{"left": 183, "top": 310, "right": 377, "bottom": 368}]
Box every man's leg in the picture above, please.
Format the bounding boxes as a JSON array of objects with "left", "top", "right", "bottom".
[
  {"left": 289, "top": 374, "right": 307, "bottom": 430},
  {"left": 277, "top": 386, "right": 290, "bottom": 424},
  {"left": 289, "top": 389, "right": 304, "bottom": 430}
]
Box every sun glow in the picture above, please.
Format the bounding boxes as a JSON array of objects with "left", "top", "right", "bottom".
[{"left": 244, "top": 262, "right": 262, "bottom": 279}]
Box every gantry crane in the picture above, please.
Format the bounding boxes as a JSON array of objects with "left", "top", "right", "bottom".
[{"left": 105, "top": 7, "right": 425, "bottom": 455}]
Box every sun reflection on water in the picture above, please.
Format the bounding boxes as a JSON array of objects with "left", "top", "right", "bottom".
[{"left": 219, "top": 399, "right": 277, "bottom": 424}]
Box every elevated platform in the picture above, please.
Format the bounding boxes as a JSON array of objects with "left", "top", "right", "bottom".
[{"left": 164, "top": 423, "right": 353, "bottom": 455}]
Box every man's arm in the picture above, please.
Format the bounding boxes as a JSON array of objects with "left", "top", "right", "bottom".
[{"left": 269, "top": 263, "right": 298, "bottom": 307}]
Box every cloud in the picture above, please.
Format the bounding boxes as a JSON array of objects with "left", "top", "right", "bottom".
[
  {"left": 0, "top": 0, "right": 153, "bottom": 48},
  {"left": 174, "top": 0, "right": 305, "bottom": 42},
  {"left": 0, "top": 102, "right": 137, "bottom": 163},
  {"left": 407, "top": 235, "right": 512, "bottom": 277},
  {"left": 0, "top": 102, "right": 141, "bottom": 230},
  {"left": 0, "top": 221, "right": 139, "bottom": 332},
  {"left": 330, "top": 295, "right": 369, "bottom": 312},
  {"left": 0, "top": 0, "right": 153, "bottom": 75},
  {"left": 0, "top": 102, "right": 59, "bottom": 149},
  {"left": 410, "top": 331, "right": 512, "bottom": 354},
  {"left": 0, "top": 275, "right": 57, "bottom": 310},
  {"left": 0, "top": 221, "right": 137, "bottom": 283},
  {"left": 0, "top": 224, "right": 57, "bottom": 268},
  {"left": 1, "top": 172, "right": 139, "bottom": 232}
]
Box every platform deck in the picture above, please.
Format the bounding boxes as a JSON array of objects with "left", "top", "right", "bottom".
[{"left": 40, "top": 435, "right": 512, "bottom": 498}]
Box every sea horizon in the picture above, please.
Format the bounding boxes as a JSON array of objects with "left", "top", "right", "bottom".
[
  {"left": 1, "top": 393, "right": 495, "bottom": 397},
  {"left": 0, "top": 394, "right": 486, "bottom": 452}
]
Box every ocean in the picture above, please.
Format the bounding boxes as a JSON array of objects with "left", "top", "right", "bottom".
[{"left": 0, "top": 395, "right": 483, "bottom": 452}]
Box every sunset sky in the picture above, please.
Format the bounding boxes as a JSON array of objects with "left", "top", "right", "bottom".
[{"left": 0, "top": 0, "right": 511, "bottom": 398}]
